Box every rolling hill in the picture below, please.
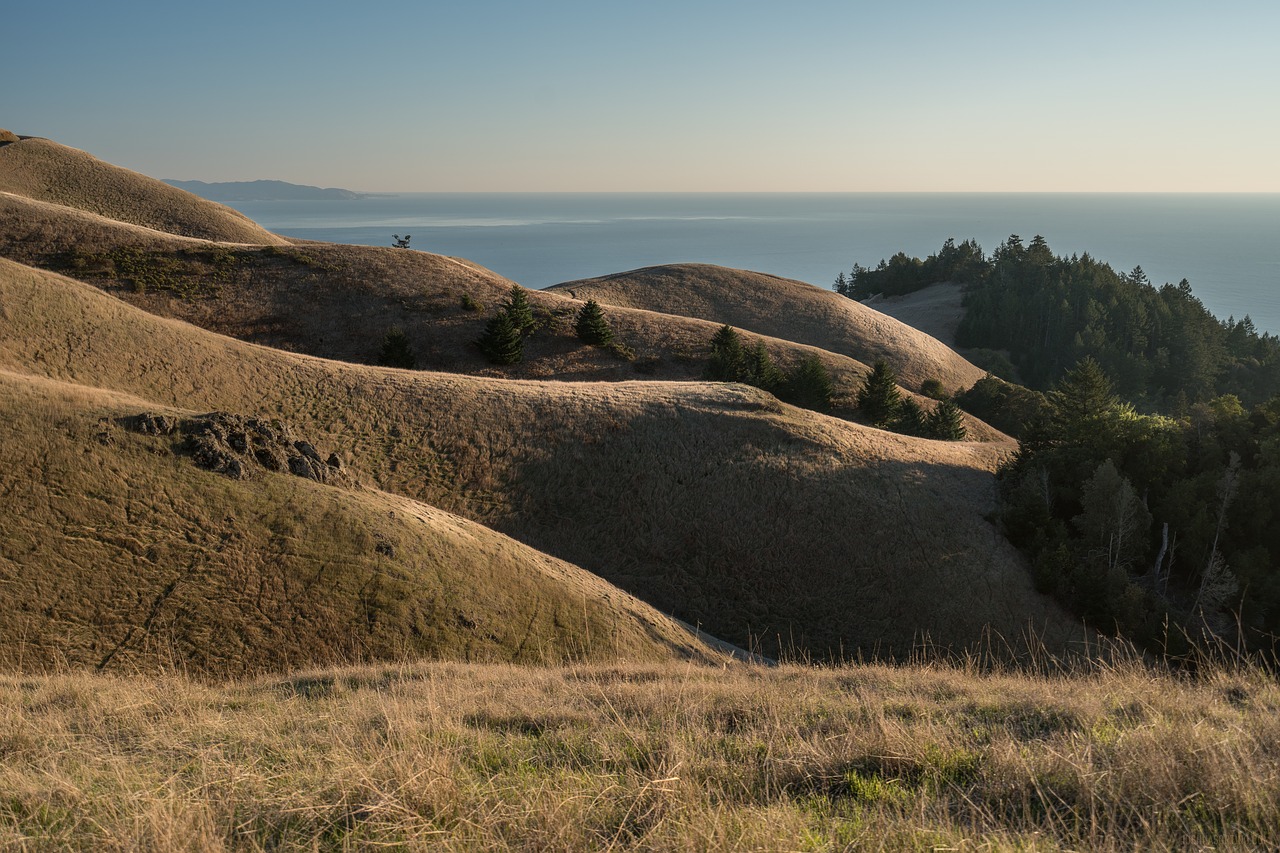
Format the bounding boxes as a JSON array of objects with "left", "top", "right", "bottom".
[
  {"left": 550, "top": 264, "right": 987, "bottom": 394},
  {"left": 0, "top": 135, "right": 286, "bottom": 245},
  {"left": 0, "top": 366, "right": 733, "bottom": 676},
  {"left": 0, "top": 257, "right": 1075, "bottom": 663}
]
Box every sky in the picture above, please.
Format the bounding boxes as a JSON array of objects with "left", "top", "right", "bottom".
[{"left": 5, "top": 0, "right": 1279, "bottom": 192}]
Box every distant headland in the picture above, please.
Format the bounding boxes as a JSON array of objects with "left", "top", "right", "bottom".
[{"left": 162, "top": 178, "right": 369, "bottom": 201}]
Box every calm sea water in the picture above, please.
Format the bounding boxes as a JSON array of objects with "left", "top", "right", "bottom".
[{"left": 231, "top": 193, "right": 1280, "bottom": 334}]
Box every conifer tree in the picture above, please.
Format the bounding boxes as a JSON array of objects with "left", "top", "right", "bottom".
[
  {"left": 783, "top": 354, "right": 834, "bottom": 412},
  {"left": 894, "top": 397, "right": 928, "bottom": 436},
  {"left": 705, "top": 325, "right": 745, "bottom": 381},
  {"left": 741, "top": 341, "right": 784, "bottom": 392},
  {"left": 477, "top": 310, "right": 523, "bottom": 364},
  {"left": 377, "top": 326, "right": 417, "bottom": 369},
  {"left": 503, "top": 285, "right": 536, "bottom": 335},
  {"left": 574, "top": 299, "right": 614, "bottom": 346},
  {"left": 857, "top": 360, "right": 902, "bottom": 427},
  {"left": 927, "top": 399, "right": 967, "bottom": 441}
]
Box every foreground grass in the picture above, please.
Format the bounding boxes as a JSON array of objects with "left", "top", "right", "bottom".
[{"left": 2, "top": 660, "right": 1277, "bottom": 851}]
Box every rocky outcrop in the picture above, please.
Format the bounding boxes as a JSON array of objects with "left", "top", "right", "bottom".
[{"left": 126, "top": 411, "right": 354, "bottom": 486}]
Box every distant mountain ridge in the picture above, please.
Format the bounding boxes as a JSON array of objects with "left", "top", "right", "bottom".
[{"left": 163, "top": 178, "right": 367, "bottom": 201}]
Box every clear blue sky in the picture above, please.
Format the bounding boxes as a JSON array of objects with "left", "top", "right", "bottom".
[{"left": 5, "top": 0, "right": 1278, "bottom": 191}]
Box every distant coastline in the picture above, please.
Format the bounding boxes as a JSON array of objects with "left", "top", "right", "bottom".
[{"left": 163, "top": 178, "right": 371, "bottom": 202}]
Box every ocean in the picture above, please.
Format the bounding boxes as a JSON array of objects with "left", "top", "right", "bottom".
[{"left": 230, "top": 193, "right": 1280, "bottom": 334}]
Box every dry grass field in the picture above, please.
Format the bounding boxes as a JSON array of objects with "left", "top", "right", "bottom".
[
  {"left": 2, "top": 657, "right": 1276, "bottom": 851},
  {"left": 0, "top": 137, "right": 285, "bottom": 245},
  {"left": 551, "top": 264, "right": 986, "bottom": 394},
  {"left": 0, "top": 257, "right": 1068, "bottom": 662},
  {"left": 0, "top": 368, "right": 731, "bottom": 675},
  {"left": 2, "top": 133, "right": 1273, "bottom": 852},
  {"left": 861, "top": 282, "right": 966, "bottom": 349},
  {"left": 0, "top": 140, "right": 1002, "bottom": 440}
]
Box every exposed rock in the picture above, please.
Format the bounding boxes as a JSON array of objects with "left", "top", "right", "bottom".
[
  {"left": 129, "top": 412, "right": 177, "bottom": 435},
  {"left": 132, "top": 411, "right": 355, "bottom": 486}
]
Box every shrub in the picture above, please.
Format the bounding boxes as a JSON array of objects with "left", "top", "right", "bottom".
[
  {"left": 377, "top": 327, "right": 417, "bottom": 369},
  {"left": 461, "top": 293, "right": 483, "bottom": 312},
  {"left": 920, "top": 378, "right": 946, "bottom": 400}
]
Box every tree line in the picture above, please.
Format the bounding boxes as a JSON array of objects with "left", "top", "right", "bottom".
[{"left": 837, "top": 235, "right": 1280, "bottom": 411}]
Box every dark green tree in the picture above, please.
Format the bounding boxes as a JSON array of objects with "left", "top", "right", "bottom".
[
  {"left": 741, "top": 341, "right": 784, "bottom": 392},
  {"left": 857, "top": 360, "right": 902, "bottom": 428},
  {"left": 894, "top": 397, "right": 929, "bottom": 436},
  {"left": 504, "top": 285, "right": 536, "bottom": 335},
  {"left": 782, "top": 355, "right": 834, "bottom": 411},
  {"left": 574, "top": 299, "right": 614, "bottom": 346},
  {"left": 927, "top": 399, "right": 967, "bottom": 441},
  {"left": 705, "top": 325, "right": 745, "bottom": 381},
  {"left": 377, "top": 326, "right": 417, "bottom": 369},
  {"left": 476, "top": 310, "right": 523, "bottom": 364}
]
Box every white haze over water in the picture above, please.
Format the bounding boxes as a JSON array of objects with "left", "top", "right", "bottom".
[{"left": 233, "top": 193, "right": 1280, "bottom": 334}]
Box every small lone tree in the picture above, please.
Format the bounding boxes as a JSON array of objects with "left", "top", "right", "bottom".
[
  {"left": 705, "top": 325, "right": 745, "bottom": 381},
  {"left": 392, "top": 234, "right": 411, "bottom": 249},
  {"left": 782, "top": 355, "right": 834, "bottom": 411},
  {"left": 574, "top": 299, "right": 614, "bottom": 346},
  {"left": 857, "top": 360, "right": 902, "bottom": 428},
  {"left": 477, "top": 310, "right": 523, "bottom": 364},
  {"left": 927, "top": 399, "right": 967, "bottom": 441},
  {"left": 377, "top": 326, "right": 417, "bottom": 369},
  {"left": 504, "top": 284, "right": 536, "bottom": 335}
]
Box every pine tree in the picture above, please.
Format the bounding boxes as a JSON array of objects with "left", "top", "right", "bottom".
[
  {"left": 377, "top": 326, "right": 417, "bottom": 369},
  {"left": 477, "top": 310, "right": 523, "bottom": 364},
  {"left": 894, "top": 397, "right": 928, "bottom": 436},
  {"left": 926, "top": 399, "right": 967, "bottom": 441},
  {"left": 857, "top": 360, "right": 902, "bottom": 427},
  {"left": 705, "top": 325, "right": 745, "bottom": 381},
  {"left": 574, "top": 299, "right": 614, "bottom": 346},
  {"left": 504, "top": 285, "right": 536, "bottom": 335},
  {"left": 741, "top": 341, "right": 784, "bottom": 392},
  {"left": 782, "top": 355, "right": 834, "bottom": 411}
]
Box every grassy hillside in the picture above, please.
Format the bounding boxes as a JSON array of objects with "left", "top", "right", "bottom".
[
  {"left": 2, "top": 658, "right": 1275, "bottom": 850},
  {"left": 0, "top": 189, "right": 1004, "bottom": 440},
  {"left": 0, "top": 136, "right": 285, "bottom": 245},
  {"left": 0, "top": 258, "right": 1071, "bottom": 660},
  {"left": 551, "top": 264, "right": 987, "bottom": 394},
  {"left": 0, "top": 368, "right": 726, "bottom": 676}
]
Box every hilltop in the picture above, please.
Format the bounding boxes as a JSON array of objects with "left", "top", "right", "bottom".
[
  {"left": 0, "top": 135, "right": 285, "bottom": 244},
  {"left": 550, "top": 264, "right": 986, "bottom": 395}
]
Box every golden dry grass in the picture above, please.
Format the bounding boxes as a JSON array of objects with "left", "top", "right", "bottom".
[
  {"left": 862, "top": 282, "right": 966, "bottom": 348},
  {"left": 2, "top": 657, "right": 1276, "bottom": 851},
  {"left": 0, "top": 137, "right": 285, "bottom": 245},
  {"left": 0, "top": 197, "right": 1004, "bottom": 441},
  {"left": 0, "top": 368, "right": 729, "bottom": 676},
  {"left": 0, "top": 137, "right": 1004, "bottom": 442},
  {"left": 0, "top": 257, "right": 1067, "bottom": 661},
  {"left": 550, "top": 264, "right": 987, "bottom": 394}
]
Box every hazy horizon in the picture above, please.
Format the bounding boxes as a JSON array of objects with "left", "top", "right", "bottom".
[{"left": 8, "top": 1, "right": 1279, "bottom": 194}]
